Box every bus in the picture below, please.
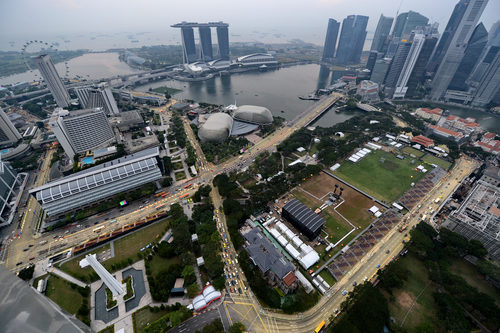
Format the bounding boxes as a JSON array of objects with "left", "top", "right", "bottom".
[
  {"left": 184, "top": 183, "right": 193, "bottom": 189},
  {"left": 314, "top": 321, "right": 326, "bottom": 333},
  {"left": 93, "top": 226, "right": 105, "bottom": 233},
  {"left": 179, "top": 193, "right": 189, "bottom": 199},
  {"left": 161, "top": 192, "right": 169, "bottom": 198},
  {"left": 155, "top": 191, "right": 166, "bottom": 197}
]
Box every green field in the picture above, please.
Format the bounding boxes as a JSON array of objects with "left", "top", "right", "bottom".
[
  {"left": 45, "top": 275, "right": 86, "bottom": 316},
  {"left": 384, "top": 254, "right": 440, "bottom": 332},
  {"left": 401, "top": 146, "right": 425, "bottom": 158},
  {"left": 60, "top": 218, "right": 170, "bottom": 280},
  {"left": 422, "top": 153, "right": 452, "bottom": 170},
  {"left": 133, "top": 306, "right": 169, "bottom": 333},
  {"left": 175, "top": 171, "right": 186, "bottom": 181},
  {"left": 319, "top": 269, "right": 336, "bottom": 286},
  {"left": 335, "top": 150, "right": 426, "bottom": 202}
]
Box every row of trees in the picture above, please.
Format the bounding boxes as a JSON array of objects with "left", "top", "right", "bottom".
[{"left": 201, "top": 137, "right": 249, "bottom": 164}]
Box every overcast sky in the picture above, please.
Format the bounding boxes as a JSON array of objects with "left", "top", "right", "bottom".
[{"left": 1, "top": 0, "right": 499, "bottom": 50}]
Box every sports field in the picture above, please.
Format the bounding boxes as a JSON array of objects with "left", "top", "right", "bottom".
[
  {"left": 335, "top": 150, "right": 426, "bottom": 203},
  {"left": 421, "top": 153, "right": 452, "bottom": 170}
]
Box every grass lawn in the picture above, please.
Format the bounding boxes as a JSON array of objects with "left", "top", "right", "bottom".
[
  {"left": 172, "top": 162, "right": 183, "bottom": 170},
  {"left": 335, "top": 149, "right": 426, "bottom": 202},
  {"left": 175, "top": 171, "right": 186, "bottom": 181},
  {"left": 421, "top": 153, "right": 452, "bottom": 170},
  {"left": 133, "top": 306, "right": 169, "bottom": 333},
  {"left": 60, "top": 219, "right": 170, "bottom": 280},
  {"left": 319, "top": 269, "right": 336, "bottom": 286},
  {"left": 45, "top": 275, "right": 85, "bottom": 315},
  {"left": 401, "top": 146, "right": 425, "bottom": 158},
  {"left": 151, "top": 86, "right": 182, "bottom": 95},
  {"left": 384, "top": 253, "right": 441, "bottom": 332},
  {"left": 98, "top": 325, "right": 114, "bottom": 333},
  {"left": 149, "top": 255, "right": 180, "bottom": 277},
  {"left": 449, "top": 259, "right": 500, "bottom": 307}
]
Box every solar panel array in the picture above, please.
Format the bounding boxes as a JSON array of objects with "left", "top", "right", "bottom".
[{"left": 282, "top": 199, "right": 325, "bottom": 238}]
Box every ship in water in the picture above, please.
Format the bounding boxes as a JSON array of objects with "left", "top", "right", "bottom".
[{"left": 298, "top": 93, "right": 320, "bottom": 101}]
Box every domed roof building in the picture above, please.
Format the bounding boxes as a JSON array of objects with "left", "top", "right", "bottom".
[
  {"left": 198, "top": 113, "right": 233, "bottom": 142},
  {"left": 233, "top": 105, "right": 273, "bottom": 125}
]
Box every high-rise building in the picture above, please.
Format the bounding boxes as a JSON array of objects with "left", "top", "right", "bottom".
[
  {"left": 384, "top": 41, "right": 412, "bottom": 95},
  {"left": 0, "top": 156, "right": 25, "bottom": 226},
  {"left": 370, "top": 58, "right": 392, "bottom": 85},
  {"left": 216, "top": 26, "right": 230, "bottom": 60},
  {"left": 488, "top": 21, "right": 500, "bottom": 47},
  {"left": 34, "top": 54, "right": 71, "bottom": 108},
  {"left": 471, "top": 48, "right": 500, "bottom": 106},
  {"left": 429, "top": 0, "right": 488, "bottom": 101},
  {"left": 173, "top": 22, "right": 229, "bottom": 63},
  {"left": 0, "top": 108, "right": 21, "bottom": 145},
  {"left": 366, "top": 51, "right": 378, "bottom": 75},
  {"left": 371, "top": 15, "right": 394, "bottom": 53},
  {"left": 336, "top": 15, "right": 369, "bottom": 64},
  {"left": 322, "top": 18, "right": 340, "bottom": 63},
  {"left": 199, "top": 26, "right": 213, "bottom": 61},
  {"left": 75, "top": 83, "right": 120, "bottom": 116},
  {"left": 49, "top": 108, "right": 115, "bottom": 160},
  {"left": 448, "top": 23, "right": 488, "bottom": 91},
  {"left": 468, "top": 22, "right": 500, "bottom": 85},
  {"left": 392, "top": 11, "right": 429, "bottom": 38},
  {"left": 393, "top": 34, "right": 427, "bottom": 98},
  {"left": 405, "top": 36, "right": 438, "bottom": 99}
]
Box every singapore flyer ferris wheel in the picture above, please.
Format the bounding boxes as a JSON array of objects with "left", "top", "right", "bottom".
[{"left": 20, "top": 40, "right": 71, "bottom": 81}]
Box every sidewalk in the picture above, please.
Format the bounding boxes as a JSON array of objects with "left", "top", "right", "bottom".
[{"left": 50, "top": 267, "right": 88, "bottom": 288}]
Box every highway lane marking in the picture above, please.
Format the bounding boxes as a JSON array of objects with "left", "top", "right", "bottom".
[{"left": 223, "top": 302, "right": 233, "bottom": 326}]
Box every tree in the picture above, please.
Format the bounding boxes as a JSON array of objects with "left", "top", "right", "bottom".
[
  {"left": 36, "top": 121, "right": 44, "bottom": 129},
  {"left": 228, "top": 322, "right": 245, "bottom": 333},
  {"left": 187, "top": 282, "right": 200, "bottom": 298},
  {"left": 467, "top": 239, "right": 487, "bottom": 258},
  {"left": 202, "top": 319, "right": 224, "bottom": 333}
]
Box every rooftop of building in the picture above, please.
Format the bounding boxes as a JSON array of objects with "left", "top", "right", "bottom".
[
  {"left": 419, "top": 107, "right": 443, "bottom": 115},
  {"left": 484, "top": 165, "right": 500, "bottom": 180},
  {"left": 411, "top": 135, "right": 434, "bottom": 147},
  {"left": 429, "top": 124, "right": 464, "bottom": 138}
]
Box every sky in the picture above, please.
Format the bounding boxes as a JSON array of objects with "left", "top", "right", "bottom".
[{"left": 0, "top": 0, "right": 499, "bottom": 50}]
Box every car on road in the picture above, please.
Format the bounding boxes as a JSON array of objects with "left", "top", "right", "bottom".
[
  {"left": 342, "top": 290, "right": 347, "bottom": 296},
  {"left": 376, "top": 264, "right": 381, "bottom": 268},
  {"left": 238, "top": 288, "right": 242, "bottom": 294},
  {"left": 352, "top": 281, "right": 357, "bottom": 286},
  {"left": 16, "top": 262, "right": 22, "bottom": 266}
]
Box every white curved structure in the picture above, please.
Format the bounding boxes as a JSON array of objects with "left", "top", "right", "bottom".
[
  {"left": 192, "top": 284, "right": 222, "bottom": 312},
  {"left": 198, "top": 113, "right": 233, "bottom": 142},
  {"left": 233, "top": 105, "right": 273, "bottom": 124},
  {"left": 236, "top": 53, "right": 278, "bottom": 66}
]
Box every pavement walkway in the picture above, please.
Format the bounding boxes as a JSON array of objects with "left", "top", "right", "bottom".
[{"left": 50, "top": 267, "right": 88, "bottom": 288}]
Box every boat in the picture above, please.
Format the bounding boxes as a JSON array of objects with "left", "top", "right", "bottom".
[
  {"left": 298, "top": 94, "right": 320, "bottom": 101},
  {"left": 280, "top": 110, "right": 285, "bottom": 113},
  {"left": 259, "top": 64, "right": 268, "bottom": 71}
]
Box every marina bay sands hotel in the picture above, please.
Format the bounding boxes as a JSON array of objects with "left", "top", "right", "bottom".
[{"left": 171, "top": 22, "right": 229, "bottom": 64}]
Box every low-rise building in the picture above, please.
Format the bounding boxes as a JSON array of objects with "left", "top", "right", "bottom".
[
  {"left": 415, "top": 107, "right": 443, "bottom": 122},
  {"left": 443, "top": 115, "right": 481, "bottom": 134},
  {"left": 356, "top": 80, "right": 380, "bottom": 103},
  {"left": 411, "top": 135, "right": 434, "bottom": 148},
  {"left": 482, "top": 166, "right": 500, "bottom": 187},
  {"left": 428, "top": 124, "right": 465, "bottom": 142},
  {"left": 243, "top": 228, "right": 298, "bottom": 294}
]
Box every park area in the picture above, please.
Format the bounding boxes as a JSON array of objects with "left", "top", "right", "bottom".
[
  {"left": 59, "top": 218, "right": 170, "bottom": 282},
  {"left": 334, "top": 149, "right": 427, "bottom": 203}
]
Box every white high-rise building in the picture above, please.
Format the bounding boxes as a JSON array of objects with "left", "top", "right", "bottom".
[
  {"left": 75, "top": 83, "right": 119, "bottom": 115},
  {"left": 34, "top": 54, "right": 71, "bottom": 108},
  {"left": 429, "top": 0, "right": 489, "bottom": 101},
  {"left": 49, "top": 108, "right": 115, "bottom": 159},
  {"left": 0, "top": 108, "right": 21, "bottom": 145},
  {"left": 393, "top": 34, "right": 426, "bottom": 99}
]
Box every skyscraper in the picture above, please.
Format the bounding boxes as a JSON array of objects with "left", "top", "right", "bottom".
[
  {"left": 384, "top": 41, "right": 412, "bottom": 95},
  {"left": 366, "top": 51, "right": 378, "bottom": 74},
  {"left": 429, "top": 0, "right": 488, "bottom": 101},
  {"left": 180, "top": 27, "right": 197, "bottom": 63},
  {"left": 34, "top": 54, "right": 71, "bottom": 108},
  {"left": 392, "top": 11, "right": 429, "bottom": 38},
  {"left": 405, "top": 36, "right": 438, "bottom": 99},
  {"left": 471, "top": 48, "right": 500, "bottom": 106},
  {"left": 393, "top": 34, "right": 427, "bottom": 98},
  {"left": 468, "top": 21, "right": 500, "bottom": 85},
  {"left": 216, "top": 26, "right": 230, "bottom": 60},
  {"left": 49, "top": 108, "right": 115, "bottom": 159},
  {"left": 199, "top": 26, "right": 213, "bottom": 61},
  {"left": 75, "top": 83, "right": 120, "bottom": 116},
  {"left": 336, "top": 15, "right": 369, "bottom": 64},
  {"left": 322, "top": 19, "right": 340, "bottom": 63},
  {"left": 0, "top": 108, "right": 21, "bottom": 145},
  {"left": 371, "top": 15, "right": 394, "bottom": 53},
  {"left": 448, "top": 23, "right": 488, "bottom": 91}
]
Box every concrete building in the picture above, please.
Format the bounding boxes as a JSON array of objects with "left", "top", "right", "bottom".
[
  {"left": 0, "top": 107, "right": 21, "bottom": 145},
  {"left": 371, "top": 14, "right": 394, "bottom": 53},
  {"left": 49, "top": 108, "right": 115, "bottom": 160},
  {"left": 34, "top": 54, "right": 71, "bottom": 108},
  {"left": 411, "top": 135, "right": 434, "bottom": 148},
  {"left": 443, "top": 180, "right": 500, "bottom": 260},
  {"left": 429, "top": 0, "right": 488, "bottom": 101},
  {"left": 415, "top": 107, "right": 443, "bottom": 122},
  {"left": 482, "top": 165, "right": 500, "bottom": 186},
  {"left": 30, "top": 147, "right": 162, "bottom": 219},
  {"left": 370, "top": 58, "right": 391, "bottom": 84},
  {"left": 384, "top": 40, "right": 412, "bottom": 95},
  {"left": 172, "top": 22, "right": 229, "bottom": 64},
  {"left": 0, "top": 157, "right": 27, "bottom": 227},
  {"left": 471, "top": 47, "right": 500, "bottom": 107},
  {"left": 428, "top": 124, "right": 465, "bottom": 142},
  {"left": 404, "top": 35, "right": 438, "bottom": 99},
  {"left": 392, "top": 11, "right": 429, "bottom": 38},
  {"left": 75, "top": 83, "right": 119, "bottom": 116},
  {"left": 336, "top": 15, "right": 369, "bottom": 64},
  {"left": 281, "top": 199, "right": 325, "bottom": 240},
  {"left": 322, "top": 18, "right": 340, "bottom": 63},
  {"left": 357, "top": 80, "right": 380, "bottom": 103},
  {"left": 366, "top": 51, "right": 378, "bottom": 75},
  {"left": 198, "top": 113, "right": 233, "bottom": 142},
  {"left": 393, "top": 34, "right": 426, "bottom": 99}
]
